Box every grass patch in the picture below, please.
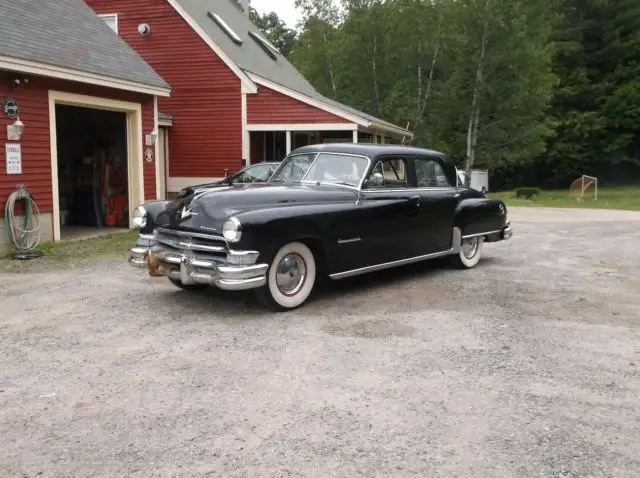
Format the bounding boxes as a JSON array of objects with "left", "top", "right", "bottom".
[
  {"left": 488, "top": 185, "right": 640, "bottom": 211},
  {"left": 1, "top": 229, "right": 138, "bottom": 273}
]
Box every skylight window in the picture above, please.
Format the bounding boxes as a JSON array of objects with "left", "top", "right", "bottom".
[
  {"left": 249, "top": 31, "right": 279, "bottom": 60},
  {"left": 207, "top": 11, "right": 243, "bottom": 45}
]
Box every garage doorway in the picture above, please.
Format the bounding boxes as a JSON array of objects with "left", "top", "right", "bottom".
[
  {"left": 55, "top": 105, "right": 128, "bottom": 239},
  {"left": 49, "top": 91, "right": 144, "bottom": 242}
]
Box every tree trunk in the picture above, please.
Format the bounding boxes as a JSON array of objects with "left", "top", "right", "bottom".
[
  {"left": 322, "top": 29, "right": 337, "bottom": 97},
  {"left": 465, "top": 0, "right": 490, "bottom": 185},
  {"left": 414, "top": 9, "right": 443, "bottom": 135}
]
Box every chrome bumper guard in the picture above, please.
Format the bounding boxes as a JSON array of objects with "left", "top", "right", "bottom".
[
  {"left": 128, "top": 234, "right": 155, "bottom": 267},
  {"left": 502, "top": 222, "right": 513, "bottom": 240},
  {"left": 128, "top": 233, "right": 269, "bottom": 291}
]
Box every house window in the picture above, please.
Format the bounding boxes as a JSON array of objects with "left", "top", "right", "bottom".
[
  {"left": 207, "top": 11, "right": 243, "bottom": 45},
  {"left": 99, "top": 14, "right": 118, "bottom": 34}
]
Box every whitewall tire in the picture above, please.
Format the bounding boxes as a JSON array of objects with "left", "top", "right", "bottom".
[
  {"left": 452, "top": 236, "right": 484, "bottom": 269},
  {"left": 258, "top": 241, "right": 317, "bottom": 311}
]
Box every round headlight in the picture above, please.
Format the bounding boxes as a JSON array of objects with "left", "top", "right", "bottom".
[
  {"left": 222, "top": 217, "right": 242, "bottom": 243},
  {"left": 132, "top": 206, "right": 147, "bottom": 228}
]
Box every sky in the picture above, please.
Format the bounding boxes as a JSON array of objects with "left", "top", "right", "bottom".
[{"left": 250, "top": 0, "right": 302, "bottom": 28}]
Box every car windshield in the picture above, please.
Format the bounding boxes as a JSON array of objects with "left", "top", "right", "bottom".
[
  {"left": 270, "top": 152, "right": 369, "bottom": 188},
  {"left": 234, "top": 163, "right": 276, "bottom": 183}
]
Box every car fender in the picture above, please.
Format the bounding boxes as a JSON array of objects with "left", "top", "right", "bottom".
[
  {"left": 454, "top": 197, "right": 508, "bottom": 237},
  {"left": 233, "top": 203, "right": 350, "bottom": 265},
  {"left": 137, "top": 200, "right": 170, "bottom": 235}
]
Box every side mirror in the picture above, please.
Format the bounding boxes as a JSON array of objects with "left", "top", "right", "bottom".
[{"left": 367, "top": 172, "right": 384, "bottom": 187}]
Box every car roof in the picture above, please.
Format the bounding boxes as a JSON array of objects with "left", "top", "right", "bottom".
[{"left": 290, "top": 143, "right": 447, "bottom": 160}]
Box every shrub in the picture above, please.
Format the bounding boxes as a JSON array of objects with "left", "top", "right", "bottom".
[{"left": 515, "top": 187, "right": 540, "bottom": 199}]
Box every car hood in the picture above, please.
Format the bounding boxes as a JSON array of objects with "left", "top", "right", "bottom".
[{"left": 155, "top": 182, "right": 357, "bottom": 232}]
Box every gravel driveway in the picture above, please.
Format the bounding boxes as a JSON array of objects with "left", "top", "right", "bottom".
[{"left": 1, "top": 207, "right": 639, "bottom": 477}]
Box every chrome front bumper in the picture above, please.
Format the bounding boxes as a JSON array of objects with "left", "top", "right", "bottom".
[{"left": 128, "top": 234, "right": 269, "bottom": 291}]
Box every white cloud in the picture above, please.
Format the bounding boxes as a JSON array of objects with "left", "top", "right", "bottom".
[{"left": 250, "top": 0, "right": 301, "bottom": 28}]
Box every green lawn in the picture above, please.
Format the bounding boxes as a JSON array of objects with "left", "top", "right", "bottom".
[
  {"left": 1, "top": 229, "right": 138, "bottom": 273},
  {"left": 488, "top": 186, "right": 640, "bottom": 211}
]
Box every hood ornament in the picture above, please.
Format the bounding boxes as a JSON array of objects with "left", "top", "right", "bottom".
[{"left": 180, "top": 206, "right": 198, "bottom": 219}]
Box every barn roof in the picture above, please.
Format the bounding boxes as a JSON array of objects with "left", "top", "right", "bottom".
[{"left": 0, "top": 0, "right": 170, "bottom": 95}]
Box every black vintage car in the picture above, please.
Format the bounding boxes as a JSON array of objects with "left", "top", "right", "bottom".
[{"left": 128, "top": 144, "right": 513, "bottom": 311}]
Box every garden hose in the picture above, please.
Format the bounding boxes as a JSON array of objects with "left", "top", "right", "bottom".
[{"left": 4, "top": 185, "right": 43, "bottom": 258}]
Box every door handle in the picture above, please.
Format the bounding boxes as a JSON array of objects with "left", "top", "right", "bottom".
[{"left": 407, "top": 195, "right": 421, "bottom": 216}]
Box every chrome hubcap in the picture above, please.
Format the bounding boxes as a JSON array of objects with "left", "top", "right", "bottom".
[
  {"left": 462, "top": 237, "right": 479, "bottom": 259},
  {"left": 275, "top": 253, "right": 306, "bottom": 296}
]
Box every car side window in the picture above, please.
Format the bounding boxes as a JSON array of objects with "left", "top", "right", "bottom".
[
  {"left": 365, "top": 158, "right": 408, "bottom": 189},
  {"left": 414, "top": 157, "right": 452, "bottom": 188}
]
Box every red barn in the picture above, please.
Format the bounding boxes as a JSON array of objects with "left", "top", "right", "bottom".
[
  {"left": 85, "top": 0, "right": 413, "bottom": 195},
  {"left": 0, "top": 0, "right": 170, "bottom": 254}
]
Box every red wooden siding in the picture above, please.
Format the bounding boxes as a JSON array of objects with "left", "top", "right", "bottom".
[
  {"left": 247, "top": 86, "right": 351, "bottom": 124},
  {"left": 0, "top": 70, "right": 156, "bottom": 216},
  {"left": 86, "top": 0, "right": 243, "bottom": 178}
]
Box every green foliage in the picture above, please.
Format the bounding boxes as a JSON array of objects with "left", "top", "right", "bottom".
[
  {"left": 515, "top": 187, "right": 541, "bottom": 199},
  {"left": 283, "top": 0, "right": 640, "bottom": 188},
  {"left": 248, "top": 7, "right": 299, "bottom": 58}
]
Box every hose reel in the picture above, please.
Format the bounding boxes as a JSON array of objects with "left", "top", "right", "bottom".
[{"left": 4, "top": 184, "right": 44, "bottom": 260}]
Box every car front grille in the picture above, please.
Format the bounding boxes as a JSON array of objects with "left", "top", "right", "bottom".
[{"left": 154, "top": 227, "right": 227, "bottom": 260}]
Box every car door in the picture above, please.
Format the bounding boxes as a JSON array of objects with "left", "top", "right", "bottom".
[
  {"left": 411, "top": 155, "right": 460, "bottom": 253},
  {"left": 357, "top": 156, "right": 426, "bottom": 265}
]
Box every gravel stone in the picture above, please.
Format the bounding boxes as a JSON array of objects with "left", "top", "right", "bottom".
[{"left": 1, "top": 207, "right": 639, "bottom": 477}]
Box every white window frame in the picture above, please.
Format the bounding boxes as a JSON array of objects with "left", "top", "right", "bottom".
[{"left": 99, "top": 14, "right": 119, "bottom": 34}]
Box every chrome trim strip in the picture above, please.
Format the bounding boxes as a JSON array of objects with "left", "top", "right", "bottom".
[
  {"left": 462, "top": 229, "right": 503, "bottom": 239},
  {"left": 228, "top": 249, "right": 260, "bottom": 257},
  {"left": 361, "top": 187, "right": 456, "bottom": 193},
  {"left": 329, "top": 249, "right": 454, "bottom": 280},
  {"left": 155, "top": 227, "right": 226, "bottom": 242},
  {"left": 330, "top": 227, "right": 462, "bottom": 280}
]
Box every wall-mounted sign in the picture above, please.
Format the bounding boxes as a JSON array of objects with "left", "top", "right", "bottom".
[
  {"left": 2, "top": 98, "right": 19, "bottom": 119},
  {"left": 144, "top": 148, "right": 154, "bottom": 162},
  {"left": 5, "top": 143, "right": 22, "bottom": 175}
]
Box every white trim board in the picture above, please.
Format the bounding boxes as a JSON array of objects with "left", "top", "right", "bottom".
[
  {"left": 165, "top": 0, "right": 257, "bottom": 94},
  {"left": 247, "top": 123, "right": 357, "bottom": 132},
  {"left": 168, "top": 177, "right": 225, "bottom": 192},
  {"left": 49, "top": 90, "right": 145, "bottom": 241},
  {"left": 154, "top": 95, "right": 162, "bottom": 201},
  {"left": 241, "top": 92, "right": 250, "bottom": 163},
  {"left": 1, "top": 55, "right": 170, "bottom": 97}
]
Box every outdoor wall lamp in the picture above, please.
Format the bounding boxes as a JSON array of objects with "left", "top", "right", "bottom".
[
  {"left": 145, "top": 130, "right": 158, "bottom": 146},
  {"left": 7, "top": 117, "right": 24, "bottom": 141}
]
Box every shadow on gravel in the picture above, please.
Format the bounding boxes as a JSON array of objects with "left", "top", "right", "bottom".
[{"left": 147, "top": 255, "right": 506, "bottom": 316}]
